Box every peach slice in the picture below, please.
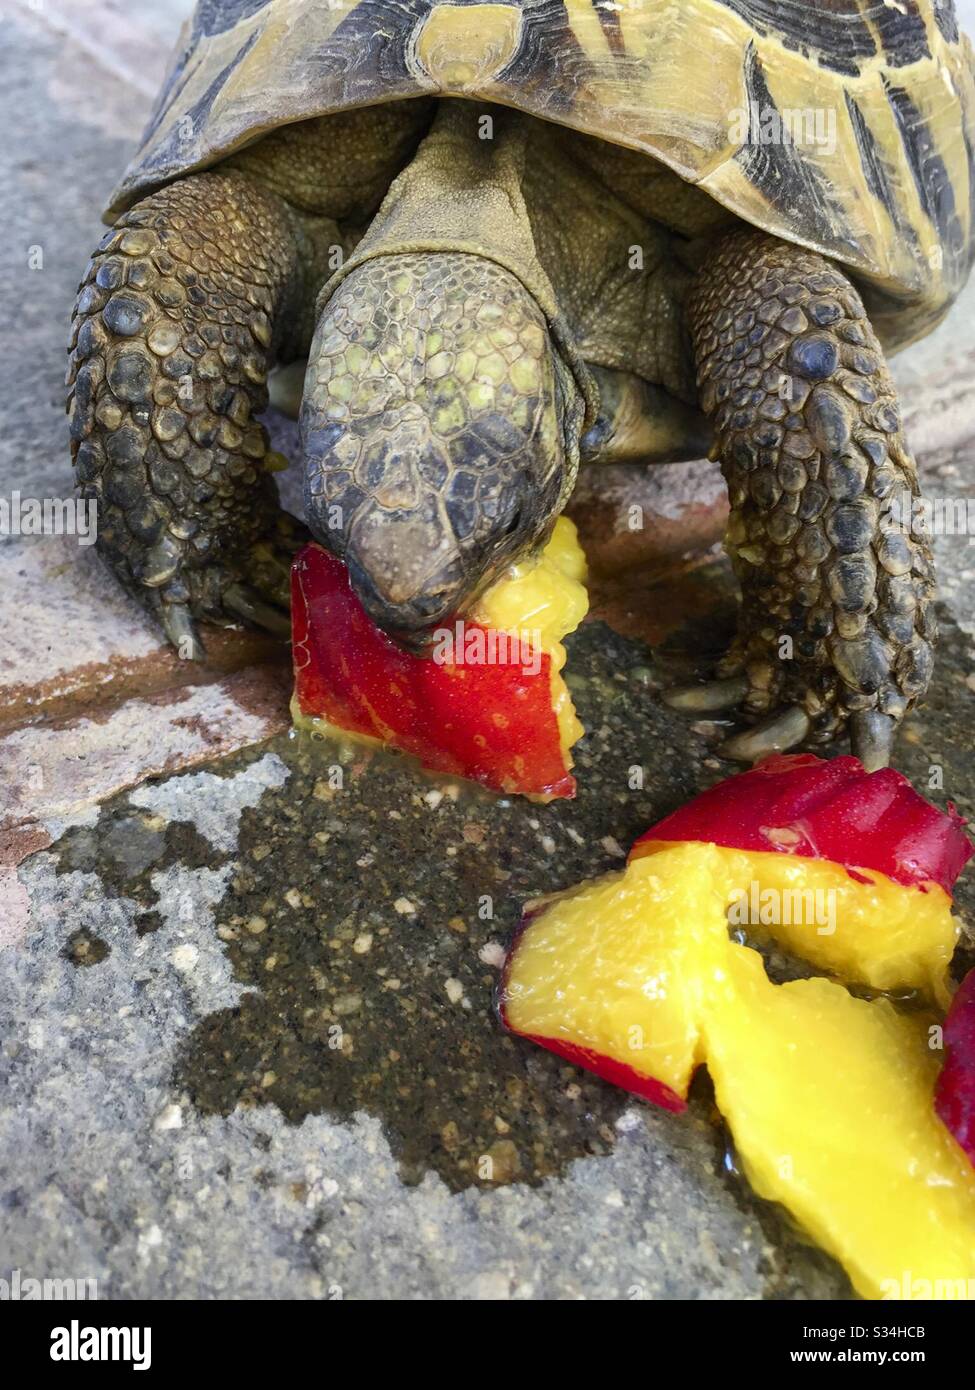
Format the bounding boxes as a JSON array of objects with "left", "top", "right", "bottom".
[
  {"left": 631, "top": 753, "right": 971, "bottom": 1004},
  {"left": 707, "top": 948, "right": 975, "bottom": 1301},
  {"left": 291, "top": 517, "right": 588, "bottom": 799},
  {"left": 500, "top": 757, "right": 975, "bottom": 1298},
  {"left": 638, "top": 843, "right": 958, "bottom": 1007},
  {"left": 501, "top": 844, "right": 731, "bottom": 1110},
  {"left": 634, "top": 752, "right": 973, "bottom": 894},
  {"left": 501, "top": 845, "right": 975, "bottom": 1300}
]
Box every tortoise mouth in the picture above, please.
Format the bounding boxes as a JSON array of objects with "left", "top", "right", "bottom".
[
  {"left": 344, "top": 546, "right": 468, "bottom": 645},
  {"left": 332, "top": 492, "right": 537, "bottom": 647}
]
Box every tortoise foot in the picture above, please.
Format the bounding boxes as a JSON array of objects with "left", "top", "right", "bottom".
[
  {"left": 68, "top": 170, "right": 311, "bottom": 658},
  {"left": 671, "top": 230, "right": 938, "bottom": 770}
]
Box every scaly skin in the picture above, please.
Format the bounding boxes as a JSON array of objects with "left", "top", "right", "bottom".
[
  {"left": 302, "top": 250, "right": 578, "bottom": 638},
  {"left": 70, "top": 112, "right": 938, "bottom": 773},
  {"left": 67, "top": 172, "right": 314, "bottom": 655},
  {"left": 681, "top": 230, "right": 936, "bottom": 767}
]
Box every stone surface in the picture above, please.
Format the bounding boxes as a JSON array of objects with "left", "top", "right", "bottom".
[
  {"left": 0, "top": 0, "right": 284, "bottom": 733},
  {"left": 0, "top": 666, "right": 290, "bottom": 836},
  {"left": 0, "top": 534, "right": 286, "bottom": 729},
  {"left": 0, "top": 632, "right": 852, "bottom": 1300},
  {"left": 566, "top": 457, "right": 727, "bottom": 579}
]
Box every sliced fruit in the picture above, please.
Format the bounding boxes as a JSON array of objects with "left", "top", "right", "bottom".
[
  {"left": 935, "top": 968, "right": 975, "bottom": 1168},
  {"left": 501, "top": 760, "right": 975, "bottom": 1298},
  {"left": 630, "top": 754, "right": 969, "bottom": 1003},
  {"left": 291, "top": 517, "right": 588, "bottom": 800},
  {"left": 501, "top": 844, "right": 975, "bottom": 1299},
  {"left": 634, "top": 753, "right": 973, "bottom": 893},
  {"left": 500, "top": 837, "right": 956, "bottom": 1097},
  {"left": 470, "top": 516, "right": 587, "bottom": 772},
  {"left": 644, "top": 842, "right": 957, "bottom": 1006},
  {"left": 500, "top": 844, "right": 733, "bottom": 1109},
  {"left": 706, "top": 947, "right": 975, "bottom": 1301}
]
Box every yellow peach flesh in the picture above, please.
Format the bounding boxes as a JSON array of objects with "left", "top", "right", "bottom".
[
  {"left": 634, "top": 841, "right": 957, "bottom": 1007},
  {"left": 471, "top": 516, "right": 588, "bottom": 766}
]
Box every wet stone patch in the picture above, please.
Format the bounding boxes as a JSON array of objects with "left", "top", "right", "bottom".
[
  {"left": 64, "top": 928, "right": 111, "bottom": 968},
  {"left": 54, "top": 811, "right": 220, "bottom": 937},
  {"left": 68, "top": 621, "right": 721, "bottom": 1194}
]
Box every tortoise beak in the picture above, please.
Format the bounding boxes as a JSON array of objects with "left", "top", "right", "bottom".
[{"left": 341, "top": 500, "right": 471, "bottom": 643}]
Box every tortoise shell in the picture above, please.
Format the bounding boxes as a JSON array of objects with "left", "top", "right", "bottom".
[{"left": 107, "top": 0, "right": 975, "bottom": 350}]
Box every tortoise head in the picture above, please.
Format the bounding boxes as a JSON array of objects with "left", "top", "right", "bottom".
[{"left": 301, "top": 251, "right": 583, "bottom": 644}]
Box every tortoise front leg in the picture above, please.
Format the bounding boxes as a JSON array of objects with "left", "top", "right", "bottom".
[
  {"left": 67, "top": 171, "right": 311, "bottom": 657},
  {"left": 666, "top": 230, "right": 936, "bottom": 770}
]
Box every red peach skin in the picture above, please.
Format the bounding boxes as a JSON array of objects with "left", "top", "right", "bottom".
[
  {"left": 936, "top": 969, "right": 975, "bottom": 1167},
  {"left": 292, "top": 542, "right": 575, "bottom": 799},
  {"left": 633, "top": 754, "right": 972, "bottom": 894}
]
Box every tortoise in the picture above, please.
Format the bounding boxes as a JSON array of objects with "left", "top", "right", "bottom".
[{"left": 68, "top": 0, "right": 975, "bottom": 770}]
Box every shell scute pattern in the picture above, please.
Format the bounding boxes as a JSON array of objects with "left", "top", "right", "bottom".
[{"left": 105, "top": 1, "right": 975, "bottom": 347}]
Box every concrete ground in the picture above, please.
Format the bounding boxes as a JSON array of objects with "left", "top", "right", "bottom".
[{"left": 2, "top": 0, "right": 975, "bottom": 1299}]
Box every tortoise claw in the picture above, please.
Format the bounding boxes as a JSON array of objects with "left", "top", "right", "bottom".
[
  {"left": 223, "top": 583, "right": 291, "bottom": 637},
  {"left": 717, "top": 706, "right": 812, "bottom": 763},
  {"left": 161, "top": 602, "right": 207, "bottom": 662},
  {"left": 662, "top": 675, "right": 749, "bottom": 713},
  {"left": 849, "top": 710, "right": 895, "bottom": 772}
]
